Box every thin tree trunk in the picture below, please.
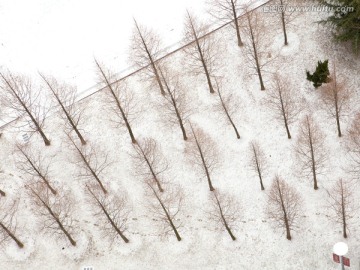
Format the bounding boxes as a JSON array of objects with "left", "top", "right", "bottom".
[
  {"left": 0, "top": 189, "right": 5, "bottom": 196},
  {"left": 224, "top": 221, "right": 236, "bottom": 240},
  {"left": 139, "top": 146, "right": 164, "bottom": 192},
  {"left": 284, "top": 119, "right": 291, "bottom": 139},
  {"left": 341, "top": 180, "right": 347, "bottom": 238},
  {"left": 248, "top": 17, "right": 265, "bottom": 90},
  {"left": 336, "top": 113, "right": 342, "bottom": 137},
  {"left": 280, "top": 6, "right": 288, "bottom": 45},
  {"left": 0, "top": 222, "right": 24, "bottom": 248},
  {"left": 307, "top": 117, "right": 318, "bottom": 190},
  {"left": 254, "top": 150, "right": 265, "bottom": 190},
  {"left": 231, "top": 0, "right": 243, "bottom": 47}
]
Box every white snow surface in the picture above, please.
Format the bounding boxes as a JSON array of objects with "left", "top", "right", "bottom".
[{"left": 1, "top": 1, "right": 360, "bottom": 270}]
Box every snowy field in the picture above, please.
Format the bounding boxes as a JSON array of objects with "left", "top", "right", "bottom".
[{"left": 1, "top": 0, "right": 360, "bottom": 269}]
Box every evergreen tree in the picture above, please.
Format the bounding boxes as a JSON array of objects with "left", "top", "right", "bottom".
[
  {"left": 306, "top": 60, "right": 330, "bottom": 88},
  {"left": 319, "top": 0, "right": 360, "bottom": 54}
]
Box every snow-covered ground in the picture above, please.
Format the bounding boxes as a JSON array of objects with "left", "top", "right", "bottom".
[{"left": 1, "top": 0, "right": 360, "bottom": 269}]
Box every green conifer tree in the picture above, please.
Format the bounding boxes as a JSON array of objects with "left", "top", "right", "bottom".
[{"left": 306, "top": 60, "right": 330, "bottom": 88}]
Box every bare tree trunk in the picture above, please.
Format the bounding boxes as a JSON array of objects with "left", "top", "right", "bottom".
[
  {"left": 231, "top": 0, "right": 243, "bottom": 47},
  {"left": 186, "top": 11, "right": 215, "bottom": 94},
  {"left": 308, "top": 119, "right": 318, "bottom": 190},
  {"left": 256, "top": 161, "right": 265, "bottom": 191},
  {"left": 159, "top": 68, "right": 188, "bottom": 140},
  {"left": 0, "top": 222, "right": 24, "bottom": 248},
  {"left": 277, "top": 181, "right": 291, "bottom": 240},
  {"left": 0, "top": 189, "right": 5, "bottom": 196},
  {"left": 280, "top": 0, "right": 288, "bottom": 45},
  {"left": 248, "top": 22, "right": 265, "bottom": 90}
]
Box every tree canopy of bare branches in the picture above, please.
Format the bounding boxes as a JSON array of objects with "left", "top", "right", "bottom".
[
  {"left": 248, "top": 141, "right": 268, "bottom": 190},
  {"left": 187, "top": 124, "right": 219, "bottom": 191},
  {"left": 207, "top": 0, "right": 243, "bottom": 46},
  {"left": 242, "top": 8, "right": 269, "bottom": 90},
  {"left": 85, "top": 183, "right": 130, "bottom": 244},
  {"left": 326, "top": 179, "right": 357, "bottom": 238},
  {"left": 208, "top": 190, "right": 241, "bottom": 240},
  {"left": 68, "top": 136, "right": 109, "bottom": 194},
  {"left": 130, "top": 19, "right": 165, "bottom": 95},
  {"left": 39, "top": 73, "right": 86, "bottom": 145},
  {"left": 95, "top": 59, "right": 137, "bottom": 144},
  {"left": 295, "top": 115, "right": 327, "bottom": 190},
  {"left": 267, "top": 175, "right": 302, "bottom": 240},
  {"left": 27, "top": 183, "right": 77, "bottom": 246},
  {"left": 131, "top": 137, "right": 168, "bottom": 192},
  {"left": 320, "top": 65, "right": 350, "bottom": 137},
  {"left": 158, "top": 66, "right": 191, "bottom": 140},
  {"left": 16, "top": 144, "right": 57, "bottom": 195},
  {"left": 345, "top": 113, "right": 360, "bottom": 180},
  {"left": 183, "top": 11, "right": 219, "bottom": 94},
  {"left": 146, "top": 183, "right": 182, "bottom": 241},
  {"left": 0, "top": 198, "right": 24, "bottom": 248},
  {"left": 214, "top": 77, "right": 241, "bottom": 139},
  {"left": 0, "top": 71, "right": 50, "bottom": 145},
  {"left": 265, "top": 73, "right": 302, "bottom": 139}
]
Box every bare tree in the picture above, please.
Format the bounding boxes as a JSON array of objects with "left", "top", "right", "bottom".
[
  {"left": 248, "top": 141, "right": 268, "bottom": 190},
  {"left": 85, "top": 183, "right": 130, "bottom": 243},
  {"left": 326, "top": 179, "right": 357, "bottom": 238},
  {"left": 158, "top": 66, "right": 191, "bottom": 141},
  {"left": 320, "top": 65, "right": 350, "bottom": 137},
  {"left": 265, "top": 73, "right": 302, "bottom": 139},
  {"left": 214, "top": 77, "right": 241, "bottom": 139},
  {"left": 95, "top": 59, "right": 137, "bottom": 144},
  {"left": 0, "top": 71, "right": 50, "bottom": 145},
  {"left": 276, "top": 0, "right": 297, "bottom": 45},
  {"left": 207, "top": 0, "right": 243, "bottom": 46},
  {"left": 0, "top": 198, "right": 24, "bottom": 248},
  {"left": 183, "top": 11, "right": 219, "bottom": 94},
  {"left": 130, "top": 19, "right": 165, "bottom": 95},
  {"left": 16, "top": 144, "right": 57, "bottom": 195},
  {"left": 267, "top": 175, "right": 302, "bottom": 240},
  {"left": 146, "top": 183, "right": 182, "bottom": 241},
  {"left": 345, "top": 113, "right": 360, "bottom": 180},
  {"left": 208, "top": 190, "right": 241, "bottom": 240},
  {"left": 0, "top": 189, "right": 5, "bottom": 196},
  {"left": 295, "top": 115, "right": 327, "bottom": 190},
  {"left": 187, "top": 123, "right": 219, "bottom": 191},
  {"left": 68, "top": 135, "right": 109, "bottom": 194},
  {"left": 27, "top": 183, "right": 77, "bottom": 246},
  {"left": 39, "top": 73, "right": 86, "bottom": 145},
  {"left": 242, "top": 7, "right": 269, "bottom": 90},
  {"left": 131, "top": 138, "right": 168, "bottom": 192}
]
